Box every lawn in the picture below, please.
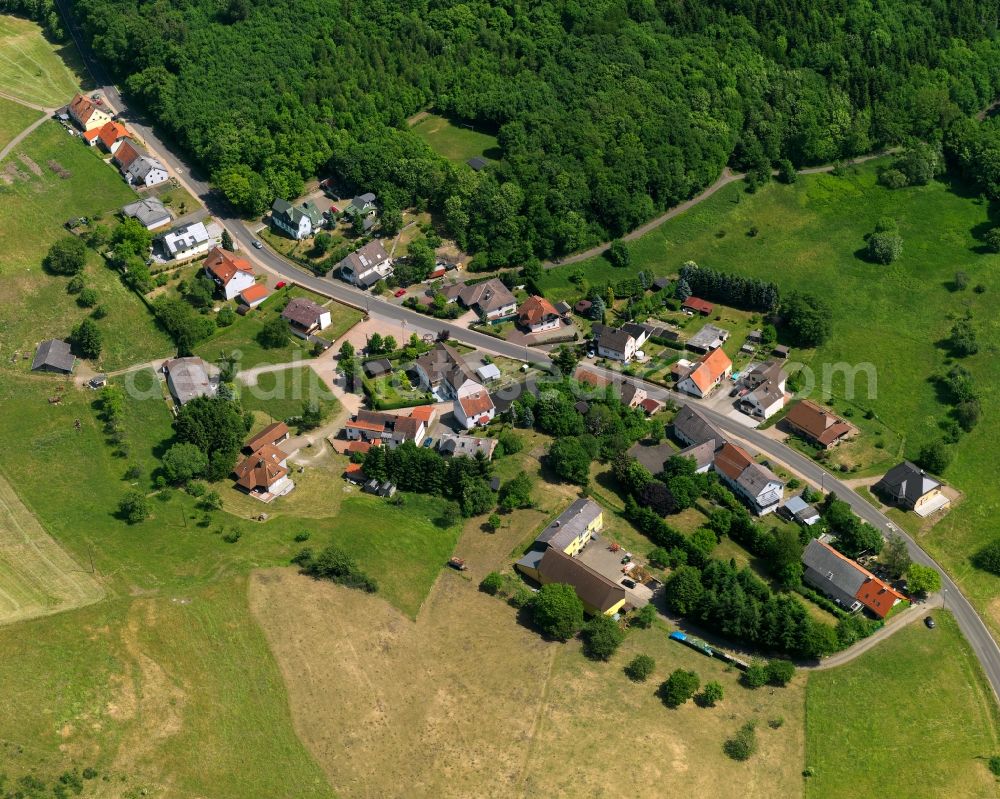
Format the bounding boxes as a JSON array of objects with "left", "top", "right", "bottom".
[
  {"left": 0, "top": 94, "right": 42, "bottom": 150},
  {"left": 0, "top": 15, "right": 87, "bottom": 107},
  {"left": 806, "top": 611, "right": 1000, "bottom": 798},
  {"left": 240, "top": 365, "right": 339, "bottom": 422},
  {"left": 541, "top": 163, "right": 1000, "bottom": 635},
  {"left": 410, "top": 112, "right": 499, "bottom": 166},
  {"left": 0, "top": 120, "right": 173, "bottom": 371},
  {"left": 250, "top": 504, "right": 806, "bottom": 799}
]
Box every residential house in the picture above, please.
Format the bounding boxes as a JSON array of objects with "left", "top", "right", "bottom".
[
  {"left": 530, "top": 498, "right": 604, "bottom": 558},
  {"left": 596, "top": 328, "right": 637, "bottom": 363},
  {"left": 517, "top": 548, "right": 627, "bottom": 616},
  {"left": 112, "top": 139, "right": 168, "bottom": 187},
  {"left": 778, "top": 495, "right": 821, "bottom": 526},
  {"left": 281, "top": 298, "right": 331, "bottom": 337},
  {"left": 622, "top": 323, "right": 651, "bottom": 349},
  {"left": 785, "top": 400, "right": 853, "bottom": 448},
  {"left": 343, "top": 193, "right": 378, "bottom": 230},
  {"left": 83, "top": 120, "right": 129, "bottom": 152},
  {"left": 163, "top": 357, "right": 216, "bottom": 405},
  {"left": 203, "top": 246, "right": 255, "bottom": 300},
  {"left": 772, "top": 344, "right": 790, "bottom": 359},
  {"left": 686, "top": 324, "right": 730, "bottom": 353},
  {"left": 676, "top": 348, "right": 732, "bottom": 398},
  {"left": 344, "top": 409, "right": 426, "bottom": 447},
  {"left": 713, "top": 442, "right": 784, "bottom": 515},
  {"left": 619, "top": 381, "right": 647, "bottom": 409},
  {"left": 160, "top": 222, "right": 212, "bottom": 260},
  {"left": 739, "top": 361, "right": 787, "bottom": 419},
  {"left": 444, "top": 279, "right": 518, "bottom": 321},
  {"left": 682, "top": 296, "right": 713, "bottom": 315},
  {"left": 31, "top": 339, "right": 75, "bottom": 373},
  {"left": 239, "top": 283, "right": 271, "bottom": 309},
  {"left": 672, "top": 405, "right": 727, "bottom": 449},
  {"left": 121, "top": 198, "right": 171, "bottom": 231},
  {"left": 455, "top": 386, "right": 496, "bottom": 429},
  {"left": 874, "top": 461, "right": 950, "bottom": 517},
  {"left": 336, "top": 239, "right": 393, "bottom": 288},
  {"left": 233, "top": 443, "right": 294, "bottom": 500},
  {"left": 802, "top": 539, "right": 906, "bottom": 618},
  {"left": 411, "top": 343, "right": 497, "bottom": 427},
  {"left": 245, "top": 422, "right": 290, "bottom": 453},
  {"left": 437, "top": 433, "right": 498, "bottom": 460},
  {"left": 111, "top": 139, "right": 142, "bottom": 172},
  {"left": 271, "top": 198, "right": 324, "bottom": 239},
  {"left": 68, "top": 93, "right": 112, "bottom": 131},
  {"left": 518, "top": 295, "right": 561, "bottom": 332},
  {"left": 673, "top": 440, "right": 717, "bottom": 474}
]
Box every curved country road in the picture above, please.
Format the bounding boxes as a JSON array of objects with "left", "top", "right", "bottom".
[
  {"left": 0, "top": 90, "right": 56, "bottom": 164},
  {"left": 51, "top": 0, "right": 1000, "bottom": 697}
]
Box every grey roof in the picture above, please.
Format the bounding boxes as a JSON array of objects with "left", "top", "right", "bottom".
[
  {"left": 413, "top": 343, "right": 478, "bottom": 391},
  {"left": 164, "top": 357, "right": 215, "bottom": 404},
  {"left": 676, "top": 440, "right": 716, "bottom": 471},
  {"left": 652, "top": 277, "right": 671, "bottom": 289},
  {"left": 735, "top": 460, "right": 782, "bottom": 500},
  {"left": 876, "top": 461, "right": 942, "bottom": 506},
  {"left": 802, "top": 539, "right": 866, "bottom": 607},
  {"left": 281, "top": 297, "right": 327, "bottom": 328},
  {"left": 686, "top": 324, "right": 729, "bottom": 351},
  {"left": 352, "top": 192, "right": 376, "bottom": 206},
  {"left": 620, "top": 381, "right": 644, "bottom": 407},
  {"left": 455, "top": 279, "right": 517, "bottom": 315},
  {"left": 339, "top": 239, "right": 389, "bottom": 277},
  {"left": 672, "top": 405, "right": 726, "bottom": 448},
  {"left": 271, "top": 198, "right": 311, "bottom": 227},
  {"left": 31, "top": 339, "right": 75, "bottom": 373},
  {"left": 121, "top": 198, "right": 170, "bottom": 227},
  {"left": 783, "top": 495, "right": 820, "bottom": 523},
  {"left": 126, "top": 155, "right": 165, "bottom": 182},
  {"left": 745, "top": 360, "right": 786, "bottom": 388},
  {"left": 622, "top": 323, "right": 649, "bottom": 341},
  {"left": 599, "top": 328, "right": 634, "bottom": 353},
  {"left": 437, "top": 433, "right": 497, "bottom": 460},
  {"left": 467, "top": 156, "right": 488, "bottom": 171},
  {"left": 515, "top": 547, "right": 546, "bottom": 572},
  {"left": 363, "top": 358, "right": 392, "bottom": 378},
  {"left": 536, "top": 498, "right": 603, "bottom": 551},
  {"left": 357, "top": 270, "right": 382, "bottom": 288},
  {"left": 554, "top": 301, "right": 572, "bottom": 314},
  {"left": 627, "top": 441, "right": 674, "bottom": 475}
]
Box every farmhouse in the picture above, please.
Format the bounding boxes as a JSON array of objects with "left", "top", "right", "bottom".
[
  {"left": 233, "top": 443, "right": 294, "bottom": 500},
  {"left": 713, "top": 442, "right": 784, "bottom": 515},
  {"left": 682, "top": 296, "right": 713, "bottom": 315},
  {"left": 802, "top": 539, "right": 906, "bottom": 617},
  {"left": 784, "top": 400, "right": 853, "bottom": 448},
  {"left": 739, "top": 361, "right": 788, "bottom": 419},
  {"left": 874, "top": 461, "right": 951, "bottom": 517},
  {"left": 204, "top": 247, "right": 255, "bottom": 300},
  {"left": 163, "top": 357, "right": 216, "bottom": 405},
  {"left": 68, "top": 93, "right": 112, "bottom": 131},
  {"left": 686, "top": 323, "right": 729, "bottom": 353},
  {"left": 83, "top": 120, "right": 129, "bottom": 153},
  {"left": 676, "top": 348, "right": 732, "bottom": 398},
  {"left": 344, "top": 409, "right": 426, "bottom": 447},
  {"left": 437, "top": 433, "right": 498, "bottom": 460},
  {"left": 337, "top": 239, "right": 393, "bottom": 288},
  {"left": 281, "top": 298, "right": 331, "bottom": 336},
  {"left": 271, "top": 198, "right": 324, "bottom": 239},
  {"left": 121, "top": 198, "right": 171, "bottom": 230},
  {"left": 160, "top": 221, "right": 212, "bottom": 260},
  {"left": 31, "top": 339, "right": 75, "bottom": 373},
  {"left": 518, "top": 295, "right": 561, "bottom": 332},
  {"left": 672, "top": 405, "right": 725, "bottom": 448},
  {"left": 444, "top": 279, "right": 517, "bottom": 321}
]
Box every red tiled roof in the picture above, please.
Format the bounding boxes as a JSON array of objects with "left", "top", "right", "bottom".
[
  {"left": 683, "top": 296, "right": 714, "bottom": 314},
  {"left": 82, "top": 128, "right": 101, "bottom": 143},
  {"left": 233, "top": 444, "right": 288, "bottom": 491},
  {"left": 69, "top": 93, "right": 106, "bottom": 125},
  {"left": 408, "top": 405, "right": 436, "bottom": 423},
  {"left": 204, "top": 246, "right": 253, "bottom": 285},
  {"left": 519, "top": 295, "right": 560, "bottom": 326},
  {"left": 639, "top": 397, "right": 663, "bottom": 415},
  {"left": 575, "top": 368, "right": 609, "bottom": 388},
  {"left": 713, "top": 442, "right": 754, "bottom": 481},
  {"left": 785, "top": 400, "right": 852, "bottom": 446},
  {"left": 97, "top": 121, "right": 129, "bottom": 150},
  {"left": 245, "top": 421, "right": 289, "bottom": 453},
  {"left": 459, "top": 390, "right": 494, "bottom": 419},
  {"left": 813, "top": 540, "right": 907, "bottom": 618},
  {"left": 346, "top": 418, "right": 386, "bottom": 433},
  {"left": 685, "top": 348, "right": 732, "bottom": 393},
  {"left": 113, "top": 139, "right": 143, "bottom": 169},
  {"left": 239, "top": 284, "right": 270, "bottom": 305}
]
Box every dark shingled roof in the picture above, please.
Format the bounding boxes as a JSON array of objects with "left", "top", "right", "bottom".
[
  {"left": 875, "top": 461, "right": 942, "bottom": 507},
  {"left": 31, "top": 339, "right": 75, "bottom": 373},
  {"left": 672, "top": 405, "right": 726, "bottom": 448},
  {"left": 537, "top": 548, "right": 627, "bottom": 613}
]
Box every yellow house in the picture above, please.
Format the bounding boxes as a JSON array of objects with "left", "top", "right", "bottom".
[
  {"left": 69, "top": 93, "right": 113, "bottom": 132},
  {"left": 875, "top": 461, "right": 951, "bottom": 518},
  {"left": 535, "top": 498, "right": 603, "bottom": 556},
  {"left": 533, "top": 549, "right": 628, "bottom": 616}
]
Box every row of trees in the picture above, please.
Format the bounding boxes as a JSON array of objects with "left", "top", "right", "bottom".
[{"left": 678, "top": 262, "right": 780, "bottom": 313}]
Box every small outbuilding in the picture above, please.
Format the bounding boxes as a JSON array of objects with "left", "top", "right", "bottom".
[{"left": 31, "top": 339, "right": 76, "bottom": 374}]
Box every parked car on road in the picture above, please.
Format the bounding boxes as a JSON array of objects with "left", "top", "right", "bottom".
[
  {"left": 622, "top": 578, "right": 636, "bottom": 589},
  {"left": 394, "top": 288, "right": 406, "bottom": 297},
  {"left": 275, "top": 281, "right": 286, "bottom": 289},
  {"left": 252, "top": 240, "right": 263, "bottom": 249}
]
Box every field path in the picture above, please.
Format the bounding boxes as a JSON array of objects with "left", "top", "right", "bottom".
[
  {"left": 0, "top": 469, "right": 103, "bottom": 625},
  {"left": 543, "top": 152, "right": 893, "bottom": 268},
  {"left": 0, "top": 110, "right": 47, "bottom": 163}
]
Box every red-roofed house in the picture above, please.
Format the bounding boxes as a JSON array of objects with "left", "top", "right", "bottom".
[
  {"left": 713, "top": 442, "right": 784, "bottom": 515},
  {"left": 676, "top": 348, "right": 732, "bottom": 398},
  {"left": 455, "top": 386, "right": 495, "bottom": 429},
  {"left": 785, "top": 400, "right": 853, "bottom": 448},
  {"left": 802, "top": 539, "right": 906, "bottom": 618},
  {"left": 244, "top": 422, "right": 289, "bottom": 453},
  {"left": 233, "top": 443, "right": 293, "bottom": 500},
  {"left": 84, "top": 121, "right": 130, "bottom": 153},
  {"left": 112, "top": 139, "right": 143, "bottom": 170},
  {"left": 203, "top": 246, "right": 255, "bottom": 300},
  {"left": 68, "top": 93, "right": 112, "bottom": 132},
  {"left": 682, "top": 296, "right": 714, "bottom": 315},
  {"left": 518, "top": 295, "right": 561, "bottom": 332}
]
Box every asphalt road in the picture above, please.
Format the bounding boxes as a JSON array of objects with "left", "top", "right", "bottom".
[{"left": 53, "top": 0, "right": 1000, "bottom": 700}]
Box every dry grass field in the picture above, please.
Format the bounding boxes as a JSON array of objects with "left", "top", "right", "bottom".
[
  {"left": 250, "top": 509, "right": 807, "bottom": 799},
  {"left": 0, "top": 15, "right": 86, "bottom": 107},
  {"left": 0, "top": 469, "right": 103, "bottom": 624}
]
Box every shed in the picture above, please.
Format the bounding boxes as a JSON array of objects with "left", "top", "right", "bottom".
[
  {"left": 364, "top": 358, "right": 393, "bottom": 378},
  {"left": 476, "top": 363, "right": 501, "bottom": 382},
  {"left": 31, "top": 339, "right": 75, "bottom": 373},
  {"left": 467, "top": 156, "right": 488, "bottom": 172},
  {"left": 772, "top": 345, "right": 790, "bottom": 359}
]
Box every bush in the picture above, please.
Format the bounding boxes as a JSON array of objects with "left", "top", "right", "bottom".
[
  {"left": 162, "top": 442, "right": 209, "bottom": 484},
  {"left": 768, "top": 716, "right": 785, "bottom": 729},
  {"left": 44, "top": 236, "right": 87, "bottom": 275},
  {"left": 741, "top": 661, "right": 768, "bottom": 689},
  {"left": 258, "top": 315, "right": 290, "bottom": 348},
  {"left": 217, "top": 307, "right": 236, "bottom": 327},
  {"left": 984, "top": 227, "right": 1000, "bottom": 253},
  {"left": 973, "top": 539, "right": 1000, "bottom": 576},
  {"left": 624, "top": 654, "right": 655, "bottom": 682},
  {"left": 697, "top": 680, "right": 724, "bottom": 707},
  {"left": 606, "top": 239, "right": 630, "bottom": 268},
  {"left": 298, "top": 544, "right": 378, "bottom": 593},
  {"left": 480, "top": 571, "right": 504, "bottom": 595},
  {"left": 77, "top": 287, "right": 99, "bottom": 307},
  {"left": 658, "top": 669, "right": 700, "bottom": 708},
  {"left": 294, "top": 530, "right": 311, "bottom": 542},
  {"left": 867, "top": 231, "right": 903, "bottom": 264},
  {"left": 67, "top": 274, "right": 85, "bottom": 294},
  {"left": 723, "top": 721, "right": 758, "bottom": 761},
  {"left": 531, "top": 583, "right": 584, "bottom": 640},
  {"left": 117, "top": 490, "right": 150, "bottom": 524},
  {"left": 630, "top": 603, "right": 656, "bottom": 629},
  {"left": 222, "top": 529, "right": 242, "bottom": 543},
  {"left": 765, "top": 659, "right": 795, "bottom": 686},
  {"left": 71, "top": 318, "right": 103, "bottom": 359},
  {"left": 581, "top": 614, "right": 626, "bottom": 660},
  {"left": 91, "top": 304, "right": 108, "bottom": 320}
]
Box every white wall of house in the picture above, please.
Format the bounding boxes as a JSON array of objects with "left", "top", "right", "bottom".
[
  {"left": 484, "top": 303, "right": 517, "bottom": 321},
  {"left": 141, "top": 167, "right": 169, "bottom": 187},
  {"left": 598, "top": 339, "right": 636, "bottom": 362},
  {"left": 676, "top": 375, "right": 707, "bottom": 398},
  {"left": 275, "top": 215, "right": 312, "bottom": 240},
  {"left": 220, "top": 270, "right": 255, "bottom": 301},
  {"left": 530, "top": 317, "right": 560, "bottom": 332},
  {"left": 315, "top": 310, "right": 332, "bottom": 331}
]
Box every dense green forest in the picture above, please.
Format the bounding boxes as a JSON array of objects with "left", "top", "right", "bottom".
[{"left": 72, "top": 0, "right": 1000, "bottom": 263}]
